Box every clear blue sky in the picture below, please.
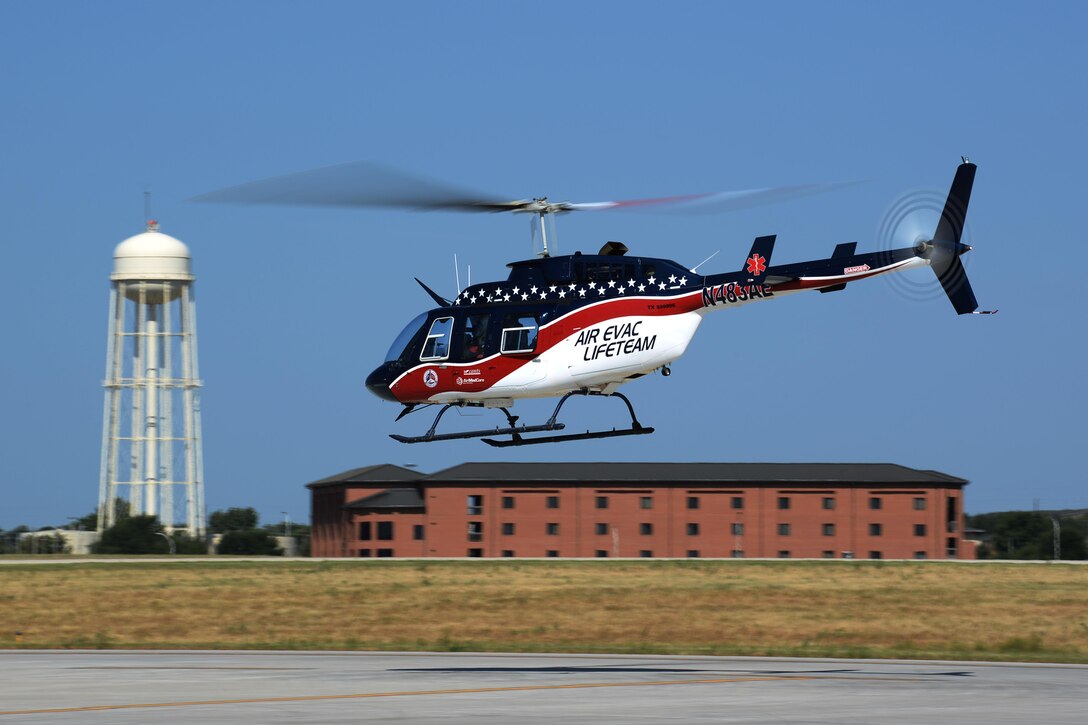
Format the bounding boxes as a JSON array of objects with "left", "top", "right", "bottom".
[{"left": 1, "top": 1, "right": 1084, "bottom": 529}]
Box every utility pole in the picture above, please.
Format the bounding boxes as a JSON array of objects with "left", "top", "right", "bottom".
[{"left": 1051, "top": 517, "right": 1061, "bottom": 560}]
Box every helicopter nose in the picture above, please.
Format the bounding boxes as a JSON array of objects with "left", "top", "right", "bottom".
[{"left": 365, "top": 363, "right": 399, "bottom": 402}]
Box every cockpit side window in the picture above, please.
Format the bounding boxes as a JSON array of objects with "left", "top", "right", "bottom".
[
  {"left": 460, "top": 314, "right": 491, "bottom": 361},
  {"left": 500, "top": 314, "right": 538, "bottom": 354},
  {"left": 420, "top": 317, "right": 453, "bottom": 361}
]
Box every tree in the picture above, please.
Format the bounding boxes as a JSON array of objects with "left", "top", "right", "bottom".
[
  {"left": 218, "top": 529, "right": 281, "bottom": 555},
  {"left": 92, "top": 515, "right": 169, "bottom": 554},
  {"left": 209, "top": 507, "right": 259, "bottom": 533},
  {"left": 969, "top": 511, "right": 1087, "bottom": 560}
]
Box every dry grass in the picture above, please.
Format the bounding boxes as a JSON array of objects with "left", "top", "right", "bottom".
[{"left": 1, "top": 559, "right": 1086, "bottom": 662}]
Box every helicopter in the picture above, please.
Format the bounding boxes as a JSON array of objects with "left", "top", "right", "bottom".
[{"left": 198, "top": 159, "right": 990, "bottom": 446}]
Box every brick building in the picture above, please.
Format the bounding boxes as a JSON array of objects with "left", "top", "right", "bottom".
[{"left": 308, "top": 462, "right": 974, "bottom": 559}]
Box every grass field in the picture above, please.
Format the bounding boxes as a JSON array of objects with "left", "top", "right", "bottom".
[{"left": 2, "top": 559, "right": 1086, "bottom": 662}]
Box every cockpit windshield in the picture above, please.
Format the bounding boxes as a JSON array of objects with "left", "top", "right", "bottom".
[{"left": 384, "top": 312, "right": 428, "bottom": 362}]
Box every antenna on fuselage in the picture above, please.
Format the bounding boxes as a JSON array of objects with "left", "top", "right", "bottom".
[
  {"left": 690, "top": 250, "right": 720, "bottom": 273},
  {"left": 454, "top": 254, "right": 461, "bottom": 295}
]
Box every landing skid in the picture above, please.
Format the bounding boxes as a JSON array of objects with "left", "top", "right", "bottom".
[{"left": 389, "top": 390, "right": 654, "bottom": 446}]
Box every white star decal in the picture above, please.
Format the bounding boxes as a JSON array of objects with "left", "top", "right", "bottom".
[
  {"left": 470, "top": 295, "right": 477, "bottom": 303},
  {"left": 627, "top": 279, "right": 636, "bottom": 287},
  {"left": 648, "top": 276, "right": 656, "bottom": 285},
  {"left": 658, "top": 282, "right": 667, "bottom": 290},
  {"left": 608, "top": 280, "right": 616, "bottom": 288},
  {"left": 568, "top": 283, "right": 577, "bottom": 290},
  {"left": 521, "top": 293, "right": 529, "bottom": 300},
  {"left": 617, "top": 287, "right": 626, "bottom": 295},
  {"left": 559, "top": 289, "right": 568, "bottom": 298},
  {"left": 549, "top": 285, "right": 557, "bottom": 293},
  {"left": 530, "top": 286, "right": 538, "bottom": 294},
  {"left": 495, "top": 288, "right": 502, "bottom": 296},
  {"left": 598, "top": 287, "right": 607, "bottom": 295},
  {"left": 679, "top": 276, "right": 688, "bottom": 286},
  {"left": 504, "top": 294, "right": 511, "bottom": 302},
  {"left": 578, "top": 288, "right": 586, "bottom": 297},
  {"left": 668, "top": 274, "right": 677, "bottom": 284},
  {"left": 588, "top": 282, "right": 597, "bottom": 290},
  {"left": 638, "top": 284, "right": 646, "bottom": 292},
  {"left": 512, "top": 286, "right": 520, "bottom": 295}
]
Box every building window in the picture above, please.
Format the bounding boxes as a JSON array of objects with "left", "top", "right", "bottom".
[
  {"left": 639, "top": 550, "right": 653, "bottom": 558},
  {"left": 822, "top": 550, "right": 835, "bottom": 559},
  {"left": 687, "top": 550, "right": 700, "bottom": 558},
  {"left": 777, "top": 496, "right": 791, "bottom": 510},
  {"left": 546, "top": 523, "right": 559, "bottom": 535},
  {"left": 687, "top": 496, "right": 700, "bottom": 510},
  {"left": 596, "top": 550, "right": 609, "bottom": 557},
  {"left": 502, "top": 550, "right": 515, "bottom": 557},
  {"left": 640, "top": 523, "right": 653, "bottom": 535},
  {"left": 595, "top": 523, "right": 608, "bottom": 535},
  {"left": 546, "top": 550, "right": 559, "bottom": 558},
  {"left": 468, "top": 522, "right": 483, "bottom": 542},
  {"left": 869, "top": 523, "right": 883, "bottom": 536},
  {"left": 914, "top": 551, "right": 927, "bottom": 559},
  {"left": 778, "top": 550, "right": 791, "bottom": 558},
  {"left": 686, "top": 523, "right": 699, "bottom": 536},
  {"left": 731, "top": 522, "right": 744, "bottom": 536},
  {"left": 468, "top": 548, "right": 483, "bottom": 558},
  {"left": 359, "top": 522, "right": 372, "bottom": 541},
  {"left": 413, "top": 525, "right": 424, "bottom": 541},
  {"left": 914, "top": 524, "right": 927, "bottom": 537},
  {"left": 375, "top": 548, "right": 393, "bottom": 558},
  {"left": 502, "top": 496, "right": 515, "bottom": 509},
  {"left": 731, "top": 496, "right": 744, "bottom": 509},
  {"left": 546, "top": 495, "right": 559, "bottom": 509},
  {"left": 869, "top": 551, "right": 882, "bottom": 559},
  {"left": 822, "top": 497, "right": 836, "bottom": 510},
  {"left": 778, "top": 523, "right": 791, "bottom": 536},
  {"left": 358, "top": 549, "right": 371, "bottom": 557},
  {"left": 731, "top": 549, "right": 744, "bottom": 558},
  {"left": 823, "top": 523, "right": 835, "bottom": 536},
  {"left": 467, "top": 494, "right": 484, "bottom": 515},
  {"left": 377, "top": 521, "right": 394, "bottom": 541},
  {"left": 596, "top": 496, "right": 609, "bottom": 509},
  {"left": 913, "top": 497, "right": 927, "bottom": 511},
  {"left": 869, "top": 497, "right": 882, "bottom": 510},
  {"left": 502, "top": 523, "right": 516, "bottom": 535},
  {"left": 640, "top": 496, "right": 654, "bottom": 510}
]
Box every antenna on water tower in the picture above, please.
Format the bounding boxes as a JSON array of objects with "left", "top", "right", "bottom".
[{"left": 97, "top": 220, "right": 206, "bottom": 536}]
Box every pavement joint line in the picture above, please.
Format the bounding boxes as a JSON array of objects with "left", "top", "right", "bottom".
[{"left": 0, "top": 675, "right": 811, "bottom": 715}]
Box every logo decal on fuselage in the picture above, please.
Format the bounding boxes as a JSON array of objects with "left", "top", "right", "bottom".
[
  {"left": 747, "top": 253, "right": 767, "bottom": 275},
  {"left": 574, "top": 321, "right": 657, "bottom": 361},
  {"left": 423, "top": 369, "right": 438, "bottom": 388}
]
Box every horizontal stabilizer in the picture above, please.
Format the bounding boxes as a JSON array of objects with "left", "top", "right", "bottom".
[
  {"left": 743, "top": 235, "right": 776, "bottom": 282},
  {"left": 832, "top": 242, "right": 857, "bottom": 258}
]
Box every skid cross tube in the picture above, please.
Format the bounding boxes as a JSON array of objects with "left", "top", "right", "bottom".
[
  {"left": 482, "top": 390, "right": 654, "bottom": 447},
  {"left": 390, "top": 403, "right": 566, "bottom": 444}
]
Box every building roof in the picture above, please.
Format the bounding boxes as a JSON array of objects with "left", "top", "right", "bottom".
[
  {"left": 345, "top": 488, "right": 425, "bottom": 509},
  {"left": 425, "top": 462, "right": 967, "bottom": 485},
  {"left": 306, "top": 464, "right": 424, "bottom": 489}
]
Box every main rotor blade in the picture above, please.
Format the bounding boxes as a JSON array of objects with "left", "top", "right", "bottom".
[
  {"left": 193, "top": 160, "right": 860, "bottom": 216},
  {"left": 563, "top": 181, "right": 862, "bottom": 214},
  {"left": 192, "top": 161, "right": 527, "bottom": 212}
]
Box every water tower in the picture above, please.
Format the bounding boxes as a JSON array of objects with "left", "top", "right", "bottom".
[{"left": 97, "top": 221, "right": 206, "bottom": 536}]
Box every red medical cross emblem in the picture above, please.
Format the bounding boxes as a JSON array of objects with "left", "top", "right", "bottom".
[{"left": 747, "top": 253, "right": 767, "bottom": 275}]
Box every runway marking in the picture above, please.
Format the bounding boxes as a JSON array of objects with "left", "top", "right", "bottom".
[{"left": 0, "top": 675, "right": 810, "bottom": 715}]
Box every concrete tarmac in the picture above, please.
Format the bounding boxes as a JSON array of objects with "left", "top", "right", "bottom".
[{"left": 1, "top": 650, "right": 1085, "bottom": 724}]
